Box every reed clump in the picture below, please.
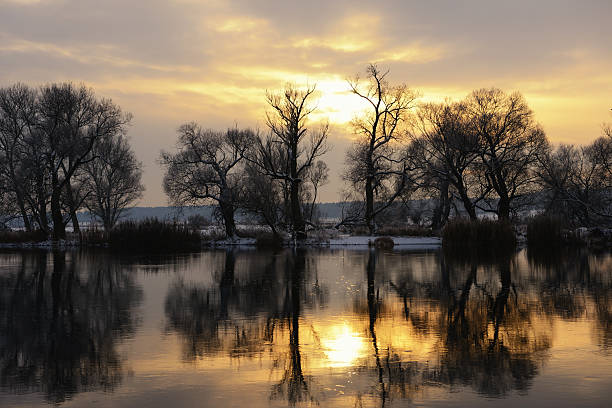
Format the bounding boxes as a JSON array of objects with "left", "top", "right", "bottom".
[{"left": 108, "top": 218, "right": 201, "bottom": 252}]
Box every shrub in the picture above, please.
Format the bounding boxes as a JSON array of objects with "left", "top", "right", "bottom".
[
  {"left": 0, "top": 229, "right": 47, "bottom": 243},
  {"left": 187, "top": 214, "right": 210, "bottom": 230},
  {"left": 255, "top": 232, "right": 283, "bottom": 249},
  {"left": 442, "top": 218, "right": 516, "bottom": 258},
  {"left": 108, "top": 218, "right": 201, "bottom": 252},
  {"left": 80, "top": 228, "right": 108, "bottom": 246},
  {"left": 376, "top": 224, "right": 435, "bottom": 237},
  {"left": 527, "top": 215, "right": 565, "bottom": 249},
  {"left": 373, "top": 236, "right": 394, "bottom": 249}
]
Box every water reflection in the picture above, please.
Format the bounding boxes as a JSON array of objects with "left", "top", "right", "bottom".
[
  {"left": 0, "top": 251, "right": 142, "bottom": 404},
  {"left": 164, "top": 248, "right": 611, "bottom": 407},
  {"left": 165, "top": 249, "right": 326, "bottom": 405},
  {"left": 1, "top": 247, "right": 610, "bottom": 407}
]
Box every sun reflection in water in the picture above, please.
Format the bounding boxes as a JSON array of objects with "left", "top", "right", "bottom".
[{"left": 321, "top": 323, "right": 367, "bottom": 368}]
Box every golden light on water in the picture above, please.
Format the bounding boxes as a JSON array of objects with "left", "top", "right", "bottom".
[{"left": 320, "top": 323, "right": 367, "bottom": 368}]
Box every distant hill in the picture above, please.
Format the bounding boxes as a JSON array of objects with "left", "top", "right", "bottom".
[{"left": 78, "top": 203, "right": 348, "bottom": 224}]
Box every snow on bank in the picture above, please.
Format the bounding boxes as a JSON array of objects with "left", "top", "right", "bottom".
[
  {"left": 324, "top": 235, "right": 441, "bottom": 249},
  {"left": 0, "top": 240, "right": 80, "bottom": 249},
  {"left": 204, "top": 237, "right": 257, "bottom": 247}
]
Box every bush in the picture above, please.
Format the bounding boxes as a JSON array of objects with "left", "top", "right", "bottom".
[
  {"left": 108, "top": 218, "right": 201, "bottom": 252},
  {"left": 255, "top": 232, "right": 283, "bottom": 249},
  {"left": 0, "top": 229, "right": 47, "bottom": 243},
  {"left": 442, "top": 218, "right": 516, "bottom": 257},
  {"left": 376, "top": 224, "right": 435, "bottom": 237},
  {"left": 80, "top": 228, "right": 108, "bottom": 246},
  {"left": 187, "top": 214, "right": 210, "bottom": 230},
  {"left": 372, "top": 236, "right": 394, "bottom": 249},
  {"left": 527, "top": 215, "right": 565, "bottom": 249}
]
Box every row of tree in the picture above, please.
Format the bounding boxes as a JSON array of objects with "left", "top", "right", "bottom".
[
  {"left": 0, "top": 83, "right": 144, "bottom": 239},
  {"left": 161, "top": 64, "right": 612, "bottom": 239},
  {"left": 2, "top": 67, "right": 610, "bottom": 240}
]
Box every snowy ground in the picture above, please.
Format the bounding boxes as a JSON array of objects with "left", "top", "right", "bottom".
[
  {"left": 0, "top": 239, "right": 80, "bottom": 249},
  {"left": 323, "top": 235, "right": 441, "bottom": 249},
  {"left": 204, "top": 234, "right": 441, "bottom": 249}
]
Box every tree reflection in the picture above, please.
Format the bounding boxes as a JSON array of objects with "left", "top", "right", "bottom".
[
  {"left": 354, "top": 250, "right": 552, "bottom": 405},
  {"left": 269, "top": 249, "right": 317, "bottom": 406},
  {"left": 434, "top": 256, "right": 549, "bottom": 396},
  {"left": 164, "top": 249, "right": 326, "bottom": 406},
  {"left": 0, "top": 250, "right": 142, "bottom": 404},
  {"left": 528, "top": 248, "right": 612, "bottom": 354},
  {"left": 163, "top": 247, "right": 611, "bottom": 406}
]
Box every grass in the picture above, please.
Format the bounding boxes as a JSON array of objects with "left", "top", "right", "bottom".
[
  {"left": 0, "top": 229, "right": 47, "bottom": 243},
  {"left": 376, "top": 224, "right": 435, "bottom": 237},
  {"left": 340, "top": 223, "right": 435, "bottom": 237},
  {"left": 442, "top": 218, "right": 516, "bottom": 258},
  {"left": 80, "top": 228, "right": 108, "bottom": 246},
  {"left": 526, "top": 215, "right": 566, "bottom": 249},
  {"left": 108, "top": 218, "right": 201, "bottom": 252}
]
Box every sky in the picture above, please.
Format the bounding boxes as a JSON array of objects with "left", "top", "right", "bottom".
[{"left": 0, "top": 0, "right": 611, "bottom": 205}]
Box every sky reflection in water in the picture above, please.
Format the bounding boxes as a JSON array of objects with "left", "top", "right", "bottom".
[{"left": 0, "top": 248, "right": 610, "bottom": 407}]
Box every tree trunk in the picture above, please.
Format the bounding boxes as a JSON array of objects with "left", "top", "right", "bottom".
[
  {"left": 36, "top": 173, "right": 49, "bottom": 235},
  {"left": 17, "top": 199, "right": 32, "bottom": 232},
  {"left": 365, "top": 175, "right": 375, "bottom": 235},
  {"left": 65, "top": 183, "right": 80, "bottom": 235},
  {"left": 50, "top": 176, "right": 65, "bottom": 240},
  {"left": 70, "top": 210, "right": 80, "bottom": 236},
  {"left": 219, "top": 200, "right": 236, "bottom": 238},
  {"left": 497, "top": 197, "right": 510, "bottom": 221},
  {"left": 432, "top": 180, "right": 450, "bottom": 230},
  {"left": 290, "top": 179, "right": 306, "bottom": 239}
]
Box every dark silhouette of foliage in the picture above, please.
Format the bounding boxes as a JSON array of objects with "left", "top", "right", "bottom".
[{"left": 108, "top": 218, "right": 201, "bottom": 252}]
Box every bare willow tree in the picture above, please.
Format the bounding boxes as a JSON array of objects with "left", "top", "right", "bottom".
[
  {"left": 161, "top": 124, "right": 254, "bottom": 238},
  {"left": 537, "top": 133, "right": 612, "bottom": 226},
  {"left": 466, "top": 88, "right": 547, "bottom": 220},
  {"left": 0, "top": 84, "right": 38, "bottom": 231},
  {"left": 344, "top": 64, "right": 418, "bottom": 233},
  {"left": 37, "top": 83, "right": 131, "bottom": 239},
  {"left": 241, "top": 162, "right": 285, "bottom": 238},
  {"left": 410, "top": 101, "right": 483, "bottom": 223},
  {"left": 84, "top": 135, "right": 144, "bottom": 230},
  {"left": 304, "top": 160, "right": 329, "bottom": 224},
  {"left": 251, "top": 84, "right": 329, "bottom": 240}
]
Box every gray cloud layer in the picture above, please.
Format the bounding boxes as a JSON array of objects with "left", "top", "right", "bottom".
[{"left": 1, "top": 0, "right": 610, "bottom": 204}]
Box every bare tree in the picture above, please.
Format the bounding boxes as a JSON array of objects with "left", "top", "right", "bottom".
[
  {"left": 250, "top": 84, "right": 329, "bottom": 240},
  {"left": 410, "top": 101, "right": 484, "bottom": 222},
  {"left": 84, "top": 135, "right": 144, "bottom": 230},
  {"left": 344, "top": 64, "right": 418, "bottom": 234},
  {"left": 37, "top": 83, "right": 131, "bottom": 239},
  {"left": 466, "top": 88, "right": 547, "bottom": 220},
  {"left": 241, "top": 163, "right": 284, "bottom": 238},
  {"left": 538, "top": 137, "right": 612, "bottom": 226},
  {"left": 0, "top": 84, "right": 38, "bottom": 231},
  {"left": 161, "top": 124, "right": 254, "bottom": 238},
  {"left": 0, "top": 176, "right": 18, "bottom": 229},
  {"left": 304, "top": 160, "right": 329, "bottom": 224}
]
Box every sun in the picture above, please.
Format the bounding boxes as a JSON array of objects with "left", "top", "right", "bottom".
[
  {"left": 320, "top": 323, "right": 367, "bottom": 368},
  {"left": 310, "top": 79, "right": 369, "bottom": 125}
]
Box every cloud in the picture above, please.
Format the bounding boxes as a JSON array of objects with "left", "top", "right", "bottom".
[{"left": 0, "top": 0, "right": 610, "bottom": 204}]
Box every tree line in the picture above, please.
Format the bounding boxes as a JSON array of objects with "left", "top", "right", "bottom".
[
  {"left": 161, "top": 64, "right": 612, "bottom": 239},
  {"left": 0, "top": 83, "right": 144, "bottom": 239},
  {"left": 2, "top": 65, "right": 611, "bottom": 241}
]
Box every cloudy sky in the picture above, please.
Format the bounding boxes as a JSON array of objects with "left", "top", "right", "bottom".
[{"left": 1, "top": 0, "right": 610, "bottom": 205}]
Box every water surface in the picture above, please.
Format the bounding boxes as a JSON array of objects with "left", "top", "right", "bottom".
[{"left": 0, "top": 248, "right": 610, "bottom": 407}]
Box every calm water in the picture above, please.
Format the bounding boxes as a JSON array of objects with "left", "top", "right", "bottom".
[{"left": 0, "top": 248, "right": 610, "bottom": 407}]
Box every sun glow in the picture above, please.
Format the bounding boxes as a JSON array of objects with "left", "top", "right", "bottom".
[{"left": 321, "top": 323, "right": 367, "bottom": 368}]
